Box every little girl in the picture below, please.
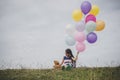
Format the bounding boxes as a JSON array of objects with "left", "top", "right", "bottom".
[{"left": 60, "top": 49, "right": 79, "bottom": 68}]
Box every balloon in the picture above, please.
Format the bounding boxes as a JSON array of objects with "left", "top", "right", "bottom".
[
  {"left": 90, "top": 5, "right": 100, "bottom": 16},
  {"left": 76, "top": 21, "right": 85, "bottom": 32},
  {"left": 65, "top": 35, "right": 76, "bottom": 46},
  {"left": 76, "top": 42, "right": 86, "bottom": 52},
  {"left": 65, "top": 24, "right": 76, "bottom": 36},
  {"left": 72, "top": 9, "right": 83, "bottom": 22},
  {"left": 85, "top": 14, "right": 96, "bottom": 23},
  {"left": 87, "top": 32, "right": 97, "bottom": 43},
  {"left": 85, "top": 21, "right": 96, "bottom": 33},
  {"left": 96, "top": 20, "right": 105, "bottom": 31},
  {"left": 81, "top": 1, "right": 92, "bottom": 15},
  {"left": 75, "top": 32, "right": 86, "bottom": 42}
]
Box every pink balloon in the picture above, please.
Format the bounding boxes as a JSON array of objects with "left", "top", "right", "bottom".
[
  {"left": 75, "top": 32, "right": 86, "bottom": 42},
  {"left": 76, "top": 42, "right": 86, "bottom": 52},
  {"left": 85, "top": 14, "right": 96, "bottom": 23}
]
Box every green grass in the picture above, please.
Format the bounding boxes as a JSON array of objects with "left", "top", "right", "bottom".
[{"left": 0, "top": 67, "right": 120, "bottom": 80}]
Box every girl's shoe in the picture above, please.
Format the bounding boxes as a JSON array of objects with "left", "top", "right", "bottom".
[{"left": 62, "top": 66, "right": 65, "bottom": 70}]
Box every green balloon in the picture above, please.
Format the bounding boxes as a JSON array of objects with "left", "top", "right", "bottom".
[{"left": 85, "top": 21, "right": 96, "bottom": 33}]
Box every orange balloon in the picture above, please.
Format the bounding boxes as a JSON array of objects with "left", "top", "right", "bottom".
[{"left": 96, "top": 20, "right": 105, "bottom": 31}]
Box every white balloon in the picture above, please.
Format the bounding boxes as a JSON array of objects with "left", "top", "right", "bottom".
[{"left": 65, "top": 24, "right": 76, "bottom": 36}]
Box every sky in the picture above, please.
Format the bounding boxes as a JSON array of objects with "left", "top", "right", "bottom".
[{"left": 0, "top": 0, "right": 120, "bottom": 69}]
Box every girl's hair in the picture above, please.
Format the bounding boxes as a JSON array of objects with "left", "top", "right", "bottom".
[{"left": 65, "top": 48, "right": 74, "bottom": 58}]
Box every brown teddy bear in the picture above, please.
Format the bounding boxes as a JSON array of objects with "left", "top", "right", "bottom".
[{"left": 53, "top": 60, "right": 61, "bottom": 69}]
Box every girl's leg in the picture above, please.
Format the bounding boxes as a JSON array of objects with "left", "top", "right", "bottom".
[{"left": 62, "top": 66, "right": 65, "bottom": 70}]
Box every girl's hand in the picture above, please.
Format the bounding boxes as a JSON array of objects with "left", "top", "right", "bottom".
[
  {"left": 59, "top": 64, "right": 62, "bottom": 66},
  {"left": 77, "top": 51, "right": 80, "bottom": 54}
]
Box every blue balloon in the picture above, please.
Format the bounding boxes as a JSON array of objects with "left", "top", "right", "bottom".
[{"left": 65, "top": 35, "right": 76, "bottom": 46}]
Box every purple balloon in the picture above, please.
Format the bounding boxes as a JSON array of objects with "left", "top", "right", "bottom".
[
  {"left": 81, "top": 1, "right": 91, "bottom": 15},
  {"left": 76, "top": 21, "right": 85, "bottom": 32},
  {"left": 87, "top": 32, "right": 97, "bottom": 43}
]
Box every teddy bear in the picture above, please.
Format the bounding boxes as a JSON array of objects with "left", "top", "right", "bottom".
[{"left": 53, "top": 60, "right": 61, "bottom": 69}]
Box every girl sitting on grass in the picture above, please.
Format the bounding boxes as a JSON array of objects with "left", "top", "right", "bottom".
[{"left": 60, "top": 49, "right": 79, "bottom": 70}]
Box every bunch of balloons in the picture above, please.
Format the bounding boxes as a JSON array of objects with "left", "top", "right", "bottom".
[{"left": 65, "top": 1, "right": 105, "bottom": 52}]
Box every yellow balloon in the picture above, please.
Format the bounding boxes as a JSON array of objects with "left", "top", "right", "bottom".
[
  {"left": 90, "top": 5, "right": 99, "bottom": 16},
  {"left": 96, "top": 20, "right": 105, "bottom": 31},
  {"left": 72, "top": 10, "right": 83, "bottom": 22}
]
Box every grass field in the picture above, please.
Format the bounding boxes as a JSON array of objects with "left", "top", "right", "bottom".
[{"left": 0, "top": 67, "right": 120, "bottom": 80}]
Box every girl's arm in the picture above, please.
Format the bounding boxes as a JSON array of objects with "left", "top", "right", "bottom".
[
  {"left": 60, "top": 58, "right": 64, "bottom": 66},
  {"left": 75, "top": 51, "right": 79, "bottom": 60},
  {"left": 72, "top": 52, "right": 79, "bottom": 61}
]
